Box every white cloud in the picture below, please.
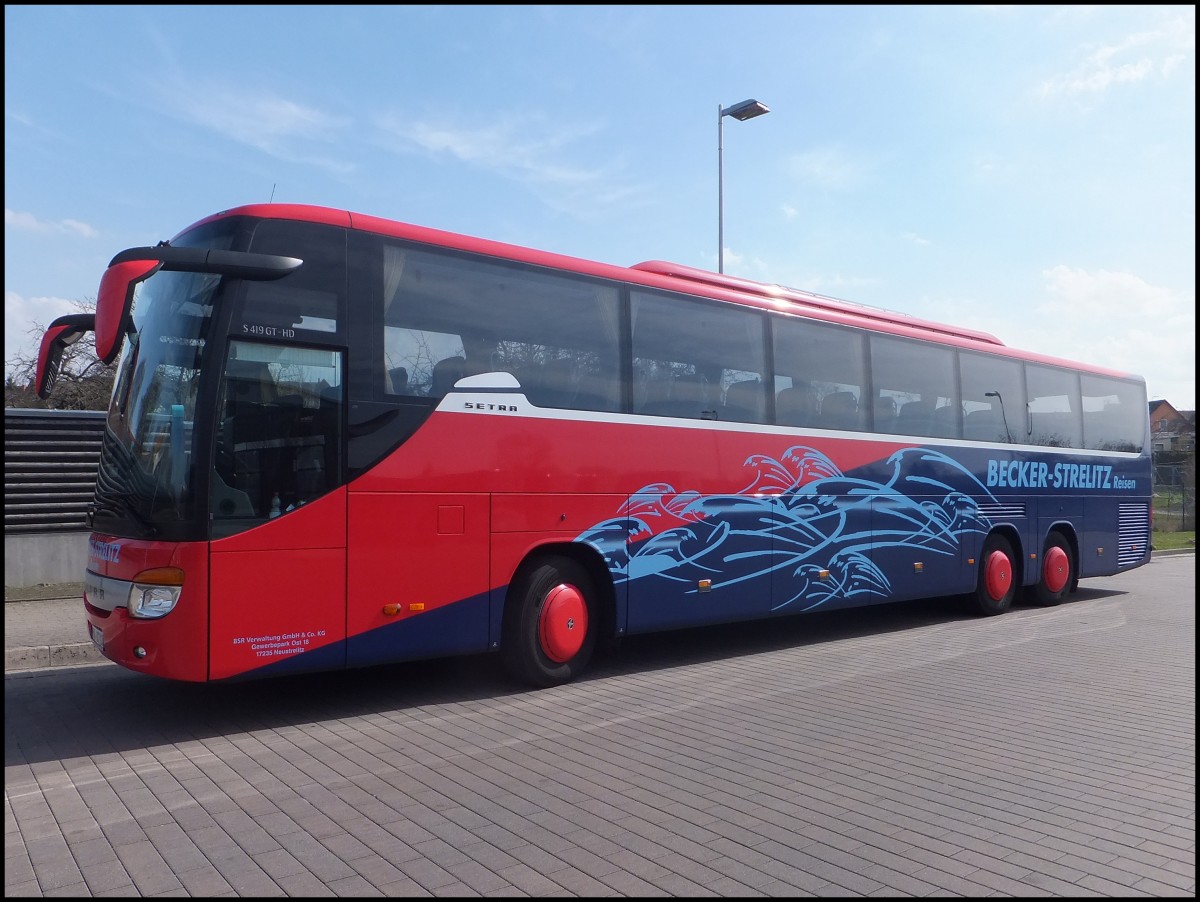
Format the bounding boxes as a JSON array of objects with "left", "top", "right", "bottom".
[
  {"left": 1036, "top": 11, "right": 1196, "bottom": 99},
  {"left": 164, "top": 83, "right": 354, "bottom": 175},
  {"left": 5, "top": 209, "right": 98, "bottom": 238},
  {"left": 930, "top": 266, "right": 1195, "bottom": 410},
  {"left": 185, "top": 90, "right": 344, "bottom": 149},
  {"left": 4, "top": 291, "right": 80, "bottom": 377},
  {"left": 5, "top": 108, "right": 35, "bottom": 128},
  {"left": 787, "top": 146, "right": 868, "bottom": 191},
  {"left": 380, "top": 113, "right": 584, "bottom": 177},
  {"left": 1039, "top": 265, "right": 1177, "bottom": 318},
  {"left": 721, "top": 248, "right": 746, "bottom": 272},
  {"left": 374, "top": 111, "right": 642, "bottom": 217},
  {"left": 1034, "top": 266, "right": 1194, "bottom": 407}
]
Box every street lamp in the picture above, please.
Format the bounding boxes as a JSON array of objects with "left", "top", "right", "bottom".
[{"left": 718, "top": 98, "right": 770, "bottom": 274}]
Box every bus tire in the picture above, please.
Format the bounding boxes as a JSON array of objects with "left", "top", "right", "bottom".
[
  {"left": 1026, "top": 531, "right": 1074, "bottom": 607},
  {"left": 973, "top": 533, "right": 1016, "bottom": 616},
  {"left": 502, "top": 555, "right": 596, "bottom": 688}
]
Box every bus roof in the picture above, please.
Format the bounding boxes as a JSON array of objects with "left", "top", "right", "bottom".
[{"left": 629, "top": 260, "right": 1004, "bottom": 346}]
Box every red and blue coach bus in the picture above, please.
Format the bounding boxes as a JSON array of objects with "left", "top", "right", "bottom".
[{"left": 35, "top": 203, "right": 1152, "bottom": 686}]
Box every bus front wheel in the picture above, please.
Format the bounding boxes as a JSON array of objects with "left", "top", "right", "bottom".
[
  {"left": 502, "top": 555, "right": 596, "bottom": 688},
  {"left": 1025, "top": 532, "right": 1074, "bottom": 607},
  {"left": 973, "top": 534, "right": 1016, "bottom": 616}
]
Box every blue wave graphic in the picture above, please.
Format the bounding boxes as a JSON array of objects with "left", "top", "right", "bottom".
[{"left": 577, "top": 445, "right": 998, "bottom": 615}]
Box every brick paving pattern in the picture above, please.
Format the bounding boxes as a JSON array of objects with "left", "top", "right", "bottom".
[{"left": 5, "top": 555, "right": 1195, "bottom": 896}]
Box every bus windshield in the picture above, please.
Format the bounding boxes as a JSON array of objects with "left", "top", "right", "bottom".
[{"left": 93, "top": 269, "right": 219, "bottom": 538}]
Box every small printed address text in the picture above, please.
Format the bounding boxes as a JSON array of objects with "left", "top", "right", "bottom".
[{"left": 231, "top": 630, "right": 327, "bottom": 659}]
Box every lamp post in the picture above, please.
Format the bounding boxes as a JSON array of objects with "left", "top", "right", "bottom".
[{"left": 718, "top": 98, "right": 770, "bottom": 274}]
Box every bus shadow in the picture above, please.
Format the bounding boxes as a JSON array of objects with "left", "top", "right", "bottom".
[
  {"left": 4, "top": 587, "right": 1125, "bottom": 767},
  {"left": 587, "top": 585, "right": 1124, "bottom": 682}
]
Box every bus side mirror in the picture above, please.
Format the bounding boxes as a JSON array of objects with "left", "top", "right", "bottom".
[
  {"left": 96, "top": 258, "right": 162, "bottom": 364},
  {"left": 35, "top": 313, "right": 95, "bottom": 399}
]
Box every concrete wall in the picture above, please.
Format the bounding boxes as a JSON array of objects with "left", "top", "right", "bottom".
[{"left": 4, "top": 532, "right": 90, "bottom": 588}]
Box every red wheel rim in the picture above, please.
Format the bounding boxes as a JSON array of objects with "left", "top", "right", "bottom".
[
  {"left": 539, "top": 583, "right": 588, "bottom": 663},
  {"left": 984, "top": 550, "right": 1012, "bottom": 601},
  {"left": 1043, "top": 546, "right": 1069, "bottom": 594}
]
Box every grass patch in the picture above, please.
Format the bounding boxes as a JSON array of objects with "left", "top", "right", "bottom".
[{"left": 1153, "top": 530, "right": 1195, "bottom": 551}]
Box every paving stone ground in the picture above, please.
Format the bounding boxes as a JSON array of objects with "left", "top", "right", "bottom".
[{"left": 5, "top": 554, "right": 1195, "bottom": 897}]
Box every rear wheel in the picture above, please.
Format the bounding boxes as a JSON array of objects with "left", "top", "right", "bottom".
[
  {"left": 973, "top": 533, "right": 1016, "bottom": 616},
  {"left": 502, "top": 555, "right": 596, "bottom": 687},
  {"left": 1025, "top": 532, "right": 1074, "bottom": 607}
]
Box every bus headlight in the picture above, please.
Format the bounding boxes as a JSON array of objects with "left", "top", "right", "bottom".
[{"left": 127, "top": 567, "right": 184, "bottom": 619}]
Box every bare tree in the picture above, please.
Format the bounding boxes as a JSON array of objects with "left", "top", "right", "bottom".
[{"left": 4, "top": 299, "right": 115, "bottom": 411}]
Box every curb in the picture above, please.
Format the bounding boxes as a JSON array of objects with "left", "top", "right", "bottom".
[
  {"left": 5, "top": 642, "right": 109, "bottom": 673},
  {"left": 4, "top": 582, "right": 84, "bottom": 603}
]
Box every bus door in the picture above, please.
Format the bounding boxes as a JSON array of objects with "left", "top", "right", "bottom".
[{"left": 208, "top": 342, "right": 348, "bottom": 680}]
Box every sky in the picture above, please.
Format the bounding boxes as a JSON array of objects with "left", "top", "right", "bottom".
[{"left": 5, "top": 5, "right": 1196, "bottom": 410}]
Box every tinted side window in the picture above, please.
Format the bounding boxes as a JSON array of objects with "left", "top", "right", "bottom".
[
  {"left": 630, "top": 291, "right": 766, "bottom": 422},
  {"left": 1081, "top": 374, "right": 1146, "bottom": 452},
  {"left": 773, "top": 317, "right": 866, "bottom": 431},
  {"left": 380, "top": 244, "right": 621, "bottom": 412},
  {"left": 960, "top": 352, "right": 1024, "bottom": 444},
  {"left": 1026, "top": 364, "right": 1082, "bottom": 448},
  {"left": 869, "top": 335, "right": 959, "bottom": 438}
]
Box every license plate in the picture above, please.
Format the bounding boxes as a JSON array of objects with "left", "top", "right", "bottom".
[{"left": 90, "top": 624, "right": 105, "bottom": 653}]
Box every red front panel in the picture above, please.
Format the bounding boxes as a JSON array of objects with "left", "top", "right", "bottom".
[
  {"left": 209, "top": 488, "right": 346, "bottom": 679},
  {"left": 84, "top": 537, "right": 210, "bottom": 681}
]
